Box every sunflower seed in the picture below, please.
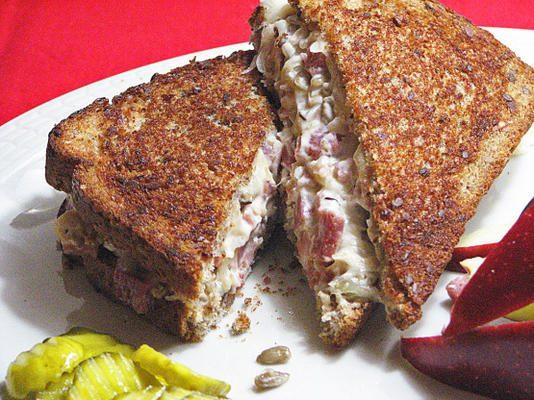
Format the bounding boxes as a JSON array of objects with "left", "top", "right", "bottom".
[
  {"left": 464, "top": 25, "right": 474, "bottom": 38},
  {"left": 257, "top": 346, "right": 292, "bottom": 365},
  {"left": 503, "top": 94, "right": 517, "bottom": 111},
  {"left": 255, "top": 369, "right": 290, "bottom": 389},
  {"left": 392, "top": 197, "right": 404, "bottom": 207},
  {"left": 392, "top": 16, "right": 403, "bottom": 27},
  {"left": 418, "top": 167, "right": 429, "bottom": 176}
]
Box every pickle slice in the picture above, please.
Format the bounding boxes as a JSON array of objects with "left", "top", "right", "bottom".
[
  {"left": 35, "top": 371, "right": 74, "bottom": 400},
  {"left": 7, "top": 334, "right": 84, "bottom": 398},
  {"left": 61, "top": 327, "right": 134, "bottom": 358},
  {"left": 112, "top": 386, "right": 166, "bottom": 400},
  {"left": 66, "top": 352, "right": 157, "bottom": 400},
  {"left": 6, "top": 328, "right": 133, "bottom": 399},
  {"left": 162, "top": 386, "right": 223, "bottom": 399},
  {"left": 131, "top": 345, "right": 230, "bottom": 397},
  {"left": 113, "top": 386, "right": 223, "bottom": 400}
]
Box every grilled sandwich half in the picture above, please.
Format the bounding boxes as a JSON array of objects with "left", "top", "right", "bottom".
[
  {"left": 250, "top": 0, "right": 534, "bottom": 347},
  {"left": 45, "top": 51, "right": 282, "bottom": 341}
]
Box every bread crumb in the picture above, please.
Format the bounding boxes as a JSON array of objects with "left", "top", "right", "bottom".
[
  {"left": 231, "top": 311, "right": 250, "bottom": 335},
  {"left": 243, "top": 296, "right": 262, "bottom": 312}
]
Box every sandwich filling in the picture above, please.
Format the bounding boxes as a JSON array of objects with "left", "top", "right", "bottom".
[
  {"left": 252, "top": 1, "right": 381, "bottom": 314},
  {"left": 56, "top": 132, "right": 281, "bottom": 326},
  {"left": 206, "top": 129, "right": 281, "bottom": 303}
]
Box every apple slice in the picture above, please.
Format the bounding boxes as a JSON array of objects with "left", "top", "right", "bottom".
[
  {"left": 446, "top": 243, "right": 496, "bottom": 272},
  {"left": 443, "top": 200, "right": 534, "bottom": 336},
  {"left": 447, "top": 258, "right": 534, "bottom": 322},
  {"left": 507, "top": 303, "right": 534, "bottom": 322},
  {"left": 401, "top": 321, "right": 534, "bottom": 400},
  {"left": 446, "top": 222, "right": 513, "bottom": 272}
]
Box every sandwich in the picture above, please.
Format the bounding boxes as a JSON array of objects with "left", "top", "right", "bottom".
[
  {"left": 250, "top": 0, "right": 534, "bottom": 347},
  {"left": 45, "top": 51, "right": 282, "bottom": 341}
]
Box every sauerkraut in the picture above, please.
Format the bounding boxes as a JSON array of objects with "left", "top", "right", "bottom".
[{"left": 253, "top": 1, "right": 381, "bottom": 305}]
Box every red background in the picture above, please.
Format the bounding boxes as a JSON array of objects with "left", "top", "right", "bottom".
[{"left": 1, "top": 0, "right": 534, "bottom": 126}]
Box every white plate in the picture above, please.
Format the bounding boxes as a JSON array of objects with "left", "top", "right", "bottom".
[{"left": 1, "top": 28, "right": 534, "bottom": 400}]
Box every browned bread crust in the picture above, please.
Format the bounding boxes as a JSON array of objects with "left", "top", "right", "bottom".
[
  {"left": 318, "top": 299, "right": 375, "bottom": 348},
  {"left": 46, "top": 51, "right": 278, "bottom": 340},
  {"left": 291, "top": 0, "right": 534, "bottom": 329},
  {"left": 72, "top": 250, "right": 233, "bottom": 342}
]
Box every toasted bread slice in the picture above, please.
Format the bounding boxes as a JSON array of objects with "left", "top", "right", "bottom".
[
  {"left": 251, "top": 0, "right": 534, "bottom": 346},
  {"left": 46, "top": 51, "right": 282, "bottom": 341}
]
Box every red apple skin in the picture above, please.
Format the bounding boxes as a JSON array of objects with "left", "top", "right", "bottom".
[
  {"left": 446, "top": 243, "right": 497, "bottom": 272},
  {"left": 445, "top": 259, "right": 467, "bottom": 273},
  {"left": 443, "top": 202, "right": 534, "bottom": 337},
  {"left": 401, "top": 321, "right": 534, "bottom": 400}
]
